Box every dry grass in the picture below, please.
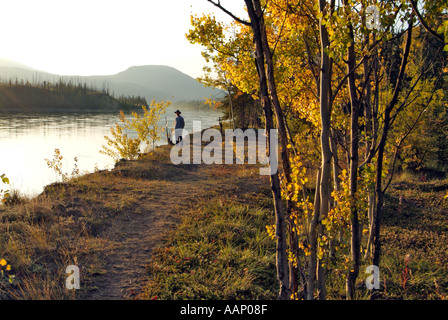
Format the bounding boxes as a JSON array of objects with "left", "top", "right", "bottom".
[{"left": 0, "top": 132, "right": 272, "bottom": 300}]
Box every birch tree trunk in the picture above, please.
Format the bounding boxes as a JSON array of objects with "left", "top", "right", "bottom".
[
  {"left": 330, "top": 128, "right": 341, "bottom": 257},
  {"left": 308, "top": 169, "right": 321, "bottom": 300},
  {"left": 345, "top": 10, "right": 361, "bottom": 299},
  {"left": 316, "top": 0, "right": 332, "bottom": 300},
  {"left": 250, "top": 0, "right": 298, "bottom": 297},
  {"left": 365, "top": 45, "right": 380, "bottom": 261},
  {"left": 245, "top": 0, "right": 291, "bottom": 300}
]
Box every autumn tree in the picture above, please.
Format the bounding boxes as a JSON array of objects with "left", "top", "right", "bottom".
[
  {"left": 101, "top": 100, "right": 170, "bottom": 161},
  {"left": 189, "top": 0, "right": 447, "bottom": 300}
]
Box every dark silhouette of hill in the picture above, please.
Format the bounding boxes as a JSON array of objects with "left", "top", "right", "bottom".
[{"left": 0, "top": 59, "right": 221, "bottom": 102}]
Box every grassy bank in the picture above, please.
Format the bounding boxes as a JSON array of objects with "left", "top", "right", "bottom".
[
  {"left": 0, "top": 137, "right": 278, "bottom": 299},
  {"left": 138, "top": 171, "right": 448, "bottom": 300},
  {"left": 0, "top": 135, "right": 447, "bottom": 300},
  {"left": 138, "top": 197, "right": 277, "bottom": 300}
]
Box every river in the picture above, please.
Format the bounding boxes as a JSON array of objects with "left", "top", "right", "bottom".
[{"left": 0, "top": 105, "right": 223, "bottom": 197}]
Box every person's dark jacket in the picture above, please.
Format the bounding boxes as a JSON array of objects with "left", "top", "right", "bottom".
[{"left": 175, "top": 116, "right": 185, "bottom": 129}]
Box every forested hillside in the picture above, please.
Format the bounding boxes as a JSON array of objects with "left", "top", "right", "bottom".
[
  {"left": 0, "top": 63, "right": 221, "bottom": 102},
  {"left": 0, "top": 80, "right": 147, "bottom": 111}
]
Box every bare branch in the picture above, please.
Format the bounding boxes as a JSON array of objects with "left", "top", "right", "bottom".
[
  {"left": 206, "top": 0, "right": 251, "bottom": 26},
  {"left": 409, "top": 0, "right": 445, "bottom": 43},
  {"left": 383, "top": 77, "right": 439, "bottom": 193}
]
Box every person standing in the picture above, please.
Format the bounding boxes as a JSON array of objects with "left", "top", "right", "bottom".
[{"left": 174, "top": 110, "right": 185, "bottom": 144}]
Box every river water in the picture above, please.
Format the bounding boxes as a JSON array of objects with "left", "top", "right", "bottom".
[{"left": 0, "top": 105, "right": 222, "bottom": 197}]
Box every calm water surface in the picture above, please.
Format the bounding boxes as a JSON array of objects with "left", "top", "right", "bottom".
[{"left": 0, "top": 105, "right": 222, "bottom": 197}]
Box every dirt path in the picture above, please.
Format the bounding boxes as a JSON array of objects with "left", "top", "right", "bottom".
[
  {"left": 86, "top": 200, "right": 179, "bottom": 299},
  {"left": 84, "top": 167, "right": 205, "bottom": 299},
  {"left": 80, "top": 142, "right": 268, "bottom": 300}
]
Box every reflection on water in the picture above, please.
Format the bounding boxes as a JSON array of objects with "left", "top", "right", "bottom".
[{"left": 0, "top": 105, "right": 222, "bottom": 197}]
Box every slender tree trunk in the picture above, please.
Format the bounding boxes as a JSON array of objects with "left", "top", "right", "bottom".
[
  {"left": 316, "top": 0, "right": 332, "bottom": 300},
  {"left": 364, "top": 51, "right": 374, "bottom": 261},
  {"left": 372, "top": 117, "right": 389, "bottom": 266},
  {"left": 331, "top": 129, "right": 341, "bottom": 194},
  {"left": 373, "top": 21, "right": 413, "bottom": 266},
  {"left": 364, "top": 44, "right": 380, "bottom": 260},
  {"left": 251, "top": 0, "right": 296, "bottom": 298},
  {"left": 227, "top": 86, "right": 236, "bottom": 130},
  {"left": 245, "top": 0, "right": 290, "bottom": 300},
  {"left": 363, "top": 31, "right": 376, "bottom": 262},
  {"left": 330, "top": 128, "right": 341, "bottom": 257},
  {"left": 345, "top": 3, "right": 360, "bottom": 299},
  {"left": 308, "top": 168, "right": 321, "bottom": 300}
]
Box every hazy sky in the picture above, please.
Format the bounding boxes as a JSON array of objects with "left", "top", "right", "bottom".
[{"left": 0, "top": 0, "right": 247, "bottom": 78}]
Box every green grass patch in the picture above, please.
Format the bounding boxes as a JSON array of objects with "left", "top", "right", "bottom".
[{"left": 139, "top": 200, "right": 277, "bottom": 300}]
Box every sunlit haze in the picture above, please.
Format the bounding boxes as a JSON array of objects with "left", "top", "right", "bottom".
[{"left": 0, "top": 0, "right": 247, "bottom": 78}]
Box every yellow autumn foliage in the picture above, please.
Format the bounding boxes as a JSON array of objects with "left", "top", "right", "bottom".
[{"left": 100, "top": 100, "right": 171, "bottom": 161}]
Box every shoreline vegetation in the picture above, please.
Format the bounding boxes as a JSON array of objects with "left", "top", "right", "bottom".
[
  {"left": 0, "top": 125, "right": 277, "bottom": 299},
  {"left": 0, "top": 125, "right": 447, "bottom": 299},
  {"left": 0, "top": 79, "right": 214, "bottom": 113},
  {"left": 0, "top": 80, "right": 148, "bottom": 112}
]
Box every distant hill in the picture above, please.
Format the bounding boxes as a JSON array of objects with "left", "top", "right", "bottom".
[
  {"left": 92, "top": 65, "right": 221, "bottom": 101},
  {"left": 0, "top": 59, "right": 221, "bottom": 102},
  {"left": 0, "top": 58, "right": 37, "bottom": 70}
]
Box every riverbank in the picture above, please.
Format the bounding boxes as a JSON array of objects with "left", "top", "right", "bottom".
[
  {"left": 0, "top": 134, "right": 273, "bottom": 299},
  {"left": 0, "top": 133, "right": 447, "bottom": 300},
  {"left": 0, "top": 105, "right": 223, "bottom": 198}
]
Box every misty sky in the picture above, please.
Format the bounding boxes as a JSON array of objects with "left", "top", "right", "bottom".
[{"left": 0, "top": 0, "right": 247, "bottom": 78}]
